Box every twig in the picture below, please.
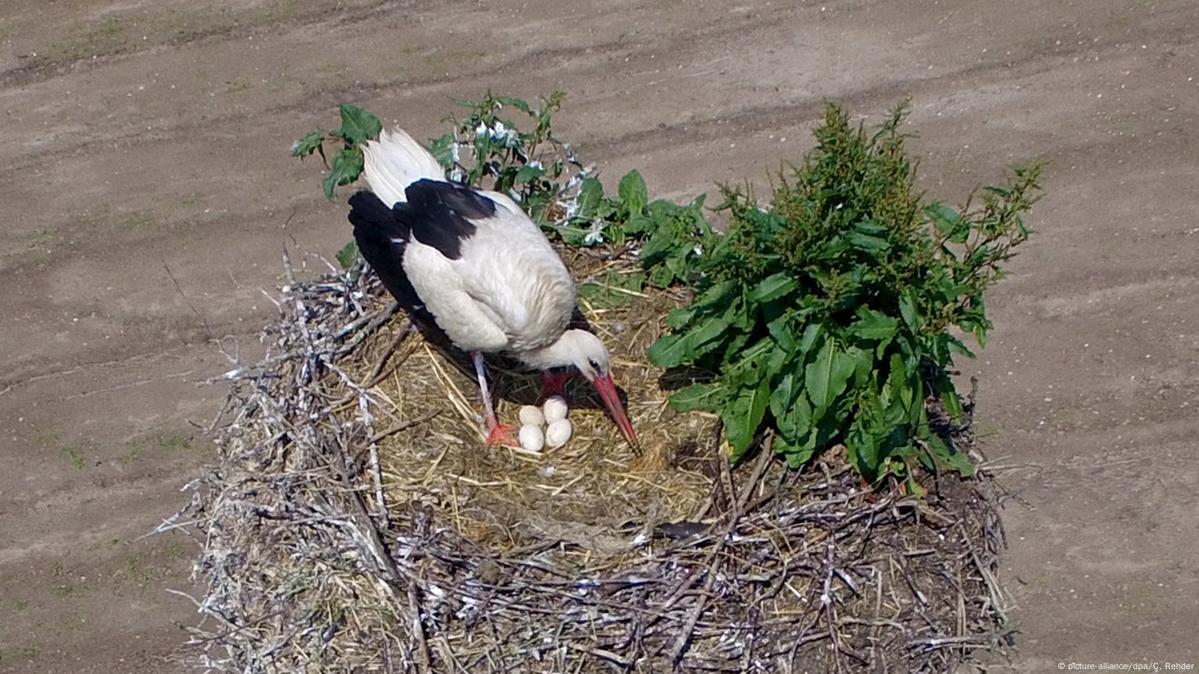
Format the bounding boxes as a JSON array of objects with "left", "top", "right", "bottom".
[
  {"left": 370, "top": 410, "right": 441, "bottom": 444},
  {"left": 408, "top": 584, "right": 433, "bottom": 674},
  {"left": 162, "top": 261, "right": 213, "bottom": 341}
]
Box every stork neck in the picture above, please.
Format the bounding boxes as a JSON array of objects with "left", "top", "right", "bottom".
[{"left": 519, "top": 330, "right": 586, "bottom": 372}]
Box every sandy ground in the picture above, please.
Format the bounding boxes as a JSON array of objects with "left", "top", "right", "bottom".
[{"left": 2, "top": 0, "right": 1197, "bottom": 671}]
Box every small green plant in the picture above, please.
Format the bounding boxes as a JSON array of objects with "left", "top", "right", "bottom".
[
  {"left": 292, "top": 93, "right": 710, "bottom": 288},
  {"left": 427, "top": 91, "right": 575, "bottom": 223},
  {"left": 61, "top": 445, "right": 86, "bottom": 470},
  {"left": 649, "top": 103, "right": 1041, "bottom": 485},
  {"left": 117, "top": 444, "right": 144, "bottom": 465},
  {"left": 159, "top": 433, "right": 193, "bottom": 451},
  {"left": 290, "top": 103, "right": 383, "bottom": 200}
]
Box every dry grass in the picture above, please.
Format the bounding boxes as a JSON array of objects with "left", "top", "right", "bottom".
[
  {"left": 173, "top": 247, "right": 1014, "bottom": 672},
  {"left": 365, "top": 250, "right": 716, "bottom": 553}
]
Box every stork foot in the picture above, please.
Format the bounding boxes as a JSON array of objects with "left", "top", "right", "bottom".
[{"left": 485, "top": 421, "right": 520, "bottom": 448}]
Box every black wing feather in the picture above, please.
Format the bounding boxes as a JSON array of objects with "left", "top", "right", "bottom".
[
  {"left": 396, "top": 179, "right": 494, "bottom": 260},
  {"left": 348, "top": 190, "right": 437, "bottom": 329}
]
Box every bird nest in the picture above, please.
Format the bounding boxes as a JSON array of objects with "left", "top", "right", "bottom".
[{"left": 174, "top": 247, "right": 1015, "bottom": 673}]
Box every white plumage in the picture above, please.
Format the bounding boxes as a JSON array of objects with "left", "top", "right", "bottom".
[
  {"left": 362, "top": 128, "right": 446, "bottom": 205},
  {"left": 350, "top": 126, "right": 638, "bottom": 448}
]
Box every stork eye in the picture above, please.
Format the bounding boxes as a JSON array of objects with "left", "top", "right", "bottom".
[{"left": 587, "top": 358, "right": 604, "bottom": 373}]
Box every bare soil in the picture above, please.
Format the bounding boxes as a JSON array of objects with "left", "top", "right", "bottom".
[{"left": 2, "top": 0, "right": 1196, "bottom": 671}]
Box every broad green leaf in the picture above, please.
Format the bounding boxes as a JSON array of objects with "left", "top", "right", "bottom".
[
  {"left": 850, "top": 308, "right": 898, "bottom": 341},
  {"left": 337, "top": 103, "right": 383, "bottom": 145},
  {"left": 427, "top": 134, "right": 456, "bottom": 168},
  {"left": 885, "top": 353, "right": 913, "bottom": 420},
  {"left": 771, "top": 373, "right": 812, "bottom": 440},
  {"left": 578, "top": 270, "right": 645, "bottom": 308},
  {"left": 669, "top": 382, "right": 724, "bottom": 413},
  {"left": 899, "top": 290, "right": 922, "bottom": 332},
  {"left": 804, "top": 340, "right": 856, "bottom": 415},
  {"left": 777, "top": 432, "right": 818, "bottom": 468},
  {"left": 497, "top": 96, "right": 532, "bottom": 113},
  {"left": 848, "top": 230, "right": 888, "bottom": 251},
  {"left": 639, "top": 227, "right": 680, "bottom": 264},
  {"left": 846, "top": 345, "right": 874, "bottom": 389},
  {"left": 767, "top": 371, "right": 796, "bottom": 419},
  {"left": 646, "top": 333, "right": 688, "bottom": 367},
  {"left": 846, "top": 423, "right": 880, "bottom": 478},
  {"left": 692, "top": 281, "right": 737, "bottom": 312},
  {"left": 515, "top": 164, "right": 545, "bottom": 184},
  {"left": 290, "top": 131, "right": 324, "bottom": 157},
  {"left": 646, "top": 317, "right": 729, "bottom": 368},
  {"left": 748, "top": 273, "right": 796, "bottom": 303},
  {"left": 335, "top": 240, "right": 360, "bottom": 270},
  {"left": 577, "top": 178, "right": 604, "bottom": 217},
  {"left": 765, "top": 344, "right": 792, "bottom": 379},
  {"left": 724, "top": 379, "right": 771, "bottom": 456},
  {"left": 623, "top": 213, "right": 653, "bottom": 236},
  {"left": 933, "top": 374, "right": 965, "bottom": 422},
  {"left": 666, "top": 305, "right": 698, "bottom": 330},
  {"left": 721, "top": 333, "right": 753, "bottom": 366},
  {"left": 926, "top": 203, "right": 967, "bottom": 242},
  {"left": 945, "top": 333, "right": 975, "bottom": 358},
  {"left": 723, "top": 339, "right": 773, "bottom": 387},
  {"left": 797, "top": 323, "right": 824, "bottom": 354},
  {"left": 722, "top": 295, "right": 755, "bottom": 332},
  {"left": 766, "top": 313, "right": 798, "bottom": 351},
  {"left": 648, "top": 262, "right": 676, "bottom": 288},
  {"left": 853, "top": 220, "right": 887, "bottom": 235},
  {"left": 618, "top": 170, "right": 649, "bottom": 214},
  {"left": 323, "top": 147, "right": 364, "bottom": 200},
  {"left": 688, "top": 316, "right": 729, "bottom": 354},
  {"left": 923, "top": 433, "right": 975, "bottom": 476}
]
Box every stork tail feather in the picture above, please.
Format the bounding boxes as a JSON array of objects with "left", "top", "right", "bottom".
[{"left": 362, "top": 128, "right": 446, "bottom": 206}]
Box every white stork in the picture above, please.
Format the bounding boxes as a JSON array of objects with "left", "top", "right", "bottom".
[{"left": 348, "top": 128, "right": 638, "bottom": 447}]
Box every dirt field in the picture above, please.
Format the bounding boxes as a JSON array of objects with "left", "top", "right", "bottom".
[{"left": 2, "top": 0, "right": 1196, "bottom": 671}]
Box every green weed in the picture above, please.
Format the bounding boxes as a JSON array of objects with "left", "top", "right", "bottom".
[
  {"left": 117, "top": 445, "right": 144, "bottom": 465},
  {"left": 160, "top": 433, "right": 193, "bottom": 451},
  {"left": 649, "top": 103, "right": 1041, "bottom": 484},
  {"left": 60, "top": 446, "right": 86, "bottom": 471}
]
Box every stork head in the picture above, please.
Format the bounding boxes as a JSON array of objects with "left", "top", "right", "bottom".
[{"left": 529, "top": 330, "right": 638, "bottom": 446}]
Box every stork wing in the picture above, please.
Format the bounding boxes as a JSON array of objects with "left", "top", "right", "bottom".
[
  {"left": 397, "top": 180, "right": 575, "bottom": 347},
  {"left": 349, "top": 189, "right": 509, "bottom": 352},
  {"left": 353, "top": 180, "right": 576, "bottom": 353},
  {"left": 450, "top": 196, "right": 576, "bottom": 350}
]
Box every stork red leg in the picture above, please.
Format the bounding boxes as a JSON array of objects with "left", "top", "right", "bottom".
[
  {"left": 470, "top": 351, "right": 517, "bottom": 447},
  {"left": 539, "top": 369, "right": 572, "bottom": 402}
]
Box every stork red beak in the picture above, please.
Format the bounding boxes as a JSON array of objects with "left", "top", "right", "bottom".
[{"left": 593, "top": 373, "right": 638, "bottom": 447}]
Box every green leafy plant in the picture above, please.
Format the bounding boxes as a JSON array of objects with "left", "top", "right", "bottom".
[
  {"left": 649, "top": 102, "right": 1042, "bottom": 485},
  {"left": 290, "top": 103, "right": 382, "bottom": 200},
  {"left": 291, "top": 93, "right": 711, "bottom": 287},
  {"left": 428, "top": 91, "right": 574, "bottom": 223}
]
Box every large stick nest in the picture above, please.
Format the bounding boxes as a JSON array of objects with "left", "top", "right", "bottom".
[{"left": 174, "top": 246, "right": 1015, "bottom": 673}]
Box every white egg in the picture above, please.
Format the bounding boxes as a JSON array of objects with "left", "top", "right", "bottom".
[
  {"left": 518, "top": 424, "right": 545, "bottom": 453},
  {"left": 543, "top": 396, "right": 569, "bottom": 423},
  {"left": 518, "top": 405, "right": 545, "bottom": 427},
  {"left": 545, "top": 418, "right": 573, "bottom": 448}
]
